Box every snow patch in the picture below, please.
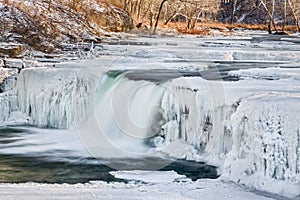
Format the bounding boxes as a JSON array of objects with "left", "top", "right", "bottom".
[{"left": 110, "top": 170, "right": 187, "bottom": 183}]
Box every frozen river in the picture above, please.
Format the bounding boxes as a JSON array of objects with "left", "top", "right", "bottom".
[{"left": 0, "top": 32, "right": 300, "bottom": 199}]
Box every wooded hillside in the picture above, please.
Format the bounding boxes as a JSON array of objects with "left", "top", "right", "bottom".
[{"left": 0, "top": 0, "right": 299, "bottom": 54}]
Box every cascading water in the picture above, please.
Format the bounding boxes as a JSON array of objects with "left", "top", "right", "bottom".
[{"left": 77, "top": 71, "right": 168, "bottom": 159}]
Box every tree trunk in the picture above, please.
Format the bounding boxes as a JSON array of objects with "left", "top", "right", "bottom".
[
  {"left": 152, "top": 0, "right": 168, "bottom": 34},
  {"left": 164, "top": 12, "right": 177, "bottom": 25},
  {"left": 123, "top": 0, "right": 127, "bottom": 12},
  {"left": 186, "top": 18, "right": 191, "bottom": 29},
  {"left": 288, "top": 0, "right": 300, "bottom": 32},
  {"left": 137, "top": 0, "right": 143, "bottom": 22},
  {"left": 259, "top": 0, "right": 278, "bottom": 32},
  {"left": 282, "top": 0, "right": 287, "bottom": 32},
  {"left": 271, "top": 0, "right": 276, "bottom": 30},
  {"left": 230, "top": 0, "right": 237, "bottom": 24}
]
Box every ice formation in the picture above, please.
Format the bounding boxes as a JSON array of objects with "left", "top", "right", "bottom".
[
  {"left": 0, "top": 67, "right": 99, "bottom": 128},
  {"left": 0, "top": 63, "right": 299, "bottom": 197},
  {"left": 157, "top": 78, "right": 300, "bottom": 197},
  {"left": 223, "top": 93, "right": 300, "bottom": 197}
]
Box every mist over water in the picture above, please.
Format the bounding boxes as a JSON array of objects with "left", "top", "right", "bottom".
[{"left": 0, "top": 127, "right": 218, "bottom": 183}]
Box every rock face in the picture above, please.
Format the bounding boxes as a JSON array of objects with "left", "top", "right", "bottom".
[
  {"left": 0, "top": 0, "right": 133, "bottom": 52},
  {"left": 0, "top": 75, "right": 17, "bottom": 93},
  {"left": 0, "top": 44, "right": 24, "bottom": 58},
  {"left": 0, "top": 68, "right": 17, "bottom": 93}
]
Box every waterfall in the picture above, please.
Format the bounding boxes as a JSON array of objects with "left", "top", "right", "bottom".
[
  {"left": 77, "top": 71, "right": 167, "bottom": 158},
  {"left": 0, "top": 67, "right": 299, "bottom": 196}
]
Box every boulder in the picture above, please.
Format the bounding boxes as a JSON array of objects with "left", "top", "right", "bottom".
[{"left": 0, "top": 68, "right": 17, "bottom": 92}]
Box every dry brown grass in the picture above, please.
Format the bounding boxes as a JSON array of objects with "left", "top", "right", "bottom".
[
  {"left": 162, "top": 21, "right": 299, "bottom": 35},
  {"left": 101, "top": 0, "right": 123, "bottom": 9}
]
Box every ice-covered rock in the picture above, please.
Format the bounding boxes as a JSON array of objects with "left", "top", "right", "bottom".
[
  {"left": 222, "top": 93, "right": 300, "bottom": 197},
  {"left": 0, "top": 92, "right": 17, "bottom": 124},
  {"left": 0, "top": 67, "right": 99, "bottom": 128},
  {"left": 157, "top": 79, "right": 300, "bottom": 197},
  {"left": 0, "top": 75, "right": 17, "bottom": 92},
  {"left": 110, "top": 170, "right": 188, "bottom": 183},
  {"left": 158, "top": 78, "right": 236, "bottom": 162}
]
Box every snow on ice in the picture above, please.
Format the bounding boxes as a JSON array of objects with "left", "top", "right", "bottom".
[{"left": 0, "top": 171, "right": 277, "bottom": 200}]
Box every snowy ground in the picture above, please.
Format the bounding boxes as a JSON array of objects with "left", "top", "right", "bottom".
[{"left": 0, "top": 171, "right": 287, "bottom": 200}]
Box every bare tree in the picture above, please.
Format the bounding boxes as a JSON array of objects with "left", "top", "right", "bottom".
[
  {"left": 152, "top": 0, "right": 167, "bottom": 34},
  {"left": 282, "top": 0, "right": 287, "bottom": 31},
  {"left": 163, "top": 0, "right": 183, "bottom": 25},
  {"left": 259, "top": 0, "right": 278, "bottom": 33},
  {"left": 288, "top": 0, "right": 300, "bottom": 32},
  {"left": 231, "top": 0, "right": 237, "bottom": 24}
]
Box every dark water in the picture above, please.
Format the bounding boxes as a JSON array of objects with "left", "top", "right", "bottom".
[
  {"left": 123, "top": 68, "right": 239, "bottom": 82},
  {"left": 0, "top": 127, "right": 218, "bottom": 184},
  {"left": 109, "top": 60, "right": 295, "bottom": 83},
  {"left": 0, "top": 154, "right": 119, "bottom": 184}
]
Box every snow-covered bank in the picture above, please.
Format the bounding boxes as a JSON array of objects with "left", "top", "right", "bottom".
[{"left": 0, "top": 171, "right": 278, "bottom": 200}]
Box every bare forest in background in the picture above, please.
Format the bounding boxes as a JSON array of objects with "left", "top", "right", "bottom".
[
  {"left": 0, "top": 0, "right": 299, "bottom": 53},
  {"left": 2, "top": 0, "right": 300, "bottom": 34},
  {"left": 109, "top": 0, "right": 300, "bottom": 33}
]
